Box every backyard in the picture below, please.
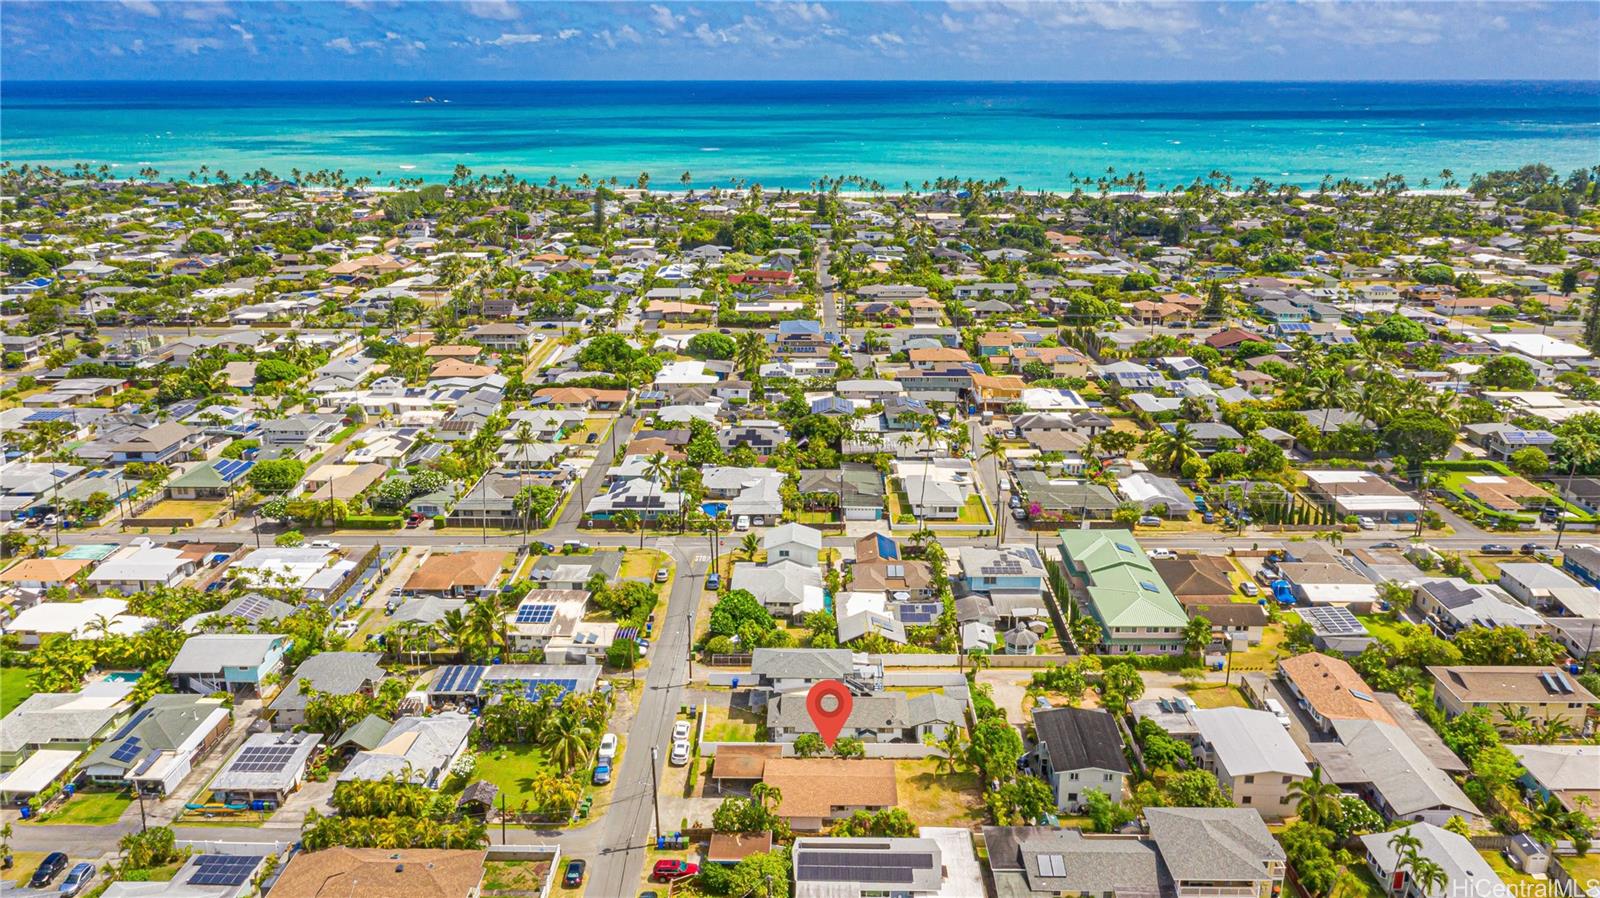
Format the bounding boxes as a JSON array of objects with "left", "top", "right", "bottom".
[
  {"left": 1, "top": 665, "right": 38, "bottom": 716},
  {"left": 473, "top": 743, "right": 557, "bottom": 810},
  {"left": 893, "top": 759, "right": 986, "bottom": 827},
  {"left": 701, "top": 701, "right": 762, "bottom": 743},
  {"left": 1179, "top": 683, "right": 1248, "bottom": 709}
]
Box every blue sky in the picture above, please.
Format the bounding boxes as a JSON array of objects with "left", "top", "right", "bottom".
[{"left": 3, "top": 1, "right": 1597, "bottom": 81}]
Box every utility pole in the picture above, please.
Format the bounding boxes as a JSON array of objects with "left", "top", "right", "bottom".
[
  {"left": 135, "top": 787, "right": 147, "bottom": 832},
  {"left": 648, "top": 746, "right": 663, "bottom": 839},
  {"left": 499, "top": 792, "right": 506, "bottom": 843}
]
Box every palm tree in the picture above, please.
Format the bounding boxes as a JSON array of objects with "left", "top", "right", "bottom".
[
  {"left": 979, "top": 433, "right": 1008, "bottom": 547},
  {"left": 1288, "top": 768, "right": 1342, "bottom": 827},
  {"left": 1147, "top": 421, "right": 1200, "bottom": 474},
  {"left": 749, "top": 782, "right": 782, "bottom": 813},
  {"left": 543, "top": 713, "right": 595, "bottom": 773},
  {"left": 739, "top": 532, "right": 762, "bottom": 562},
  {"left": 734, "top": 331, "right": 769, "bottom": 381},
  {"left": 915, "top": 414, "right": 943, "bottom": 532},
  {"left": 642, "top": 452, "right": 670, "bottom": 549},
  {"left": 613, "top": 509, "right": 641, "bottom": 544},
  {"left": 1409, "top": 858, "right": 1450, "bottom": 898},
  {"left": 436, "top": 608, "right": 475, "bottom": 662}
]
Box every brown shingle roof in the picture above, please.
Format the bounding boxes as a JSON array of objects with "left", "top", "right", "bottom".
[
  {"left": 268, "top": 848, "right": 486, "bottom": 898},
  {"left": 761, "top": 758, "right": 897, "bottom": 820},
  {"left": 711, "top": 744, "right": 782, "bottom": 781},
  {"left": 0, "top": 558, "right": 92, "bottom": 583},
  {"left": 707, "top": 832, "right": 775, "bottom": 864},
  {"left": 405, "top": 551, "right": 507, "bottom": 592},
  {"left": 1278, "top": 652, "right": 1395, "bottom": 726}
]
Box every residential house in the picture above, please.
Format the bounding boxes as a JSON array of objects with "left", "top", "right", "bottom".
[
  {"left": 208, "top": 731, "right": 322, "bottom": 806},
  {"left": 79, "top": 695, "right": 230, "bottom": 796},
  {"left": 1427, "top": 665, "right": 1596, "bottom": 729},
  {"left": 1361, "top": 824, "right": 1504, "bottom": 898},
  {"left": 0, "top": 680, "right": 133, "bottom": 771},
  {"left": 267, "top": 848, "right": 486, "bottom": 898},
  {"left": 790, "top": 837, "right": 947, "bottom": 898},
  {"left": 766, "top": 689, "right": 963, "bottom": 744},
  {"left": 1027, "top": 707, "right": 1129, "bottom": 812},
  {"left": 759, "top": 758, "right": 899, "bottom": 832},
  {"left": 339, "top": 713, "right": 474, "bottom": 787},
  {"left": 1277, "top": 652, "right": 1393, "bottom": 734},
  {"left": 169, "top": 633, "right": 290, "bottom": 695},
  {"left": 1058, "top": 530, "right": 1189, "bottom": 654},
  {"left": 404, "top": 550, "right": 507, "bottom": 597},
  {"left": 1191, "top": 707, "right": 1310, "bottom": 821},
  {"left": 268, "top": 651, "right": 386, "bottom": 729},
  {"left": 1507, "top": 744, "right": 1600, "bottom": 820},
  {"left": 764, "top": 523, "right": 823, "bottom": 568}
]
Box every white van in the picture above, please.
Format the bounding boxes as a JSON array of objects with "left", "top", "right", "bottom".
[
  {"left": 1265, "top": 698, "right": 1292, "bottom": 727},
  {"left": 735, "top": 515, "right": 751, "bottom": 531}
]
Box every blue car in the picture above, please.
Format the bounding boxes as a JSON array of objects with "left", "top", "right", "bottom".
[
  {"left": 705, "top": 573, "right": 721, "bottom": 591},
  {"left": 593, "top": 762, "right": 611, "bottom": 785}
]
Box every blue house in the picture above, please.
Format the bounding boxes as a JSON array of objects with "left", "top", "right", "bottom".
[
  {"left": 956, "top": 545, "right": 1048, "bottom": 598},
  {"left": 168, "top": 634, "right": 290, "bottom": 695}
]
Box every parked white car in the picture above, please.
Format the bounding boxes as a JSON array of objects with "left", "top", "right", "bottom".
[
  {"left": 597, "top": 733, "right": 618, "bottom": 761},
  {"left": 672, "top": 721, "right": 691, "bottom": 743},
  {"left": 669, "top": 739, "right": 690, "bottom": 766}
]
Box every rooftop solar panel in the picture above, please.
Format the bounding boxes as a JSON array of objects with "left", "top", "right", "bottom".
[
  {"left": 188, "top": 855, "right": 259, "bottom": 887},
  {"left": 515, "top": 603, "right": 557, "bottom": 624},
  {"left": 110, "top": 738, "right": 143, "bottom": 763}
]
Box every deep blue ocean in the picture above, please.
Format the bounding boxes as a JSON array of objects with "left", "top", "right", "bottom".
[{"left": 3, "top": 80, "right": 1596, "bottom": 189}]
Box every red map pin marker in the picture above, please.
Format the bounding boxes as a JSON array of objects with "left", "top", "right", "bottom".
[{"left": 806, "top": 679, "right": 853, "bottom": 749}]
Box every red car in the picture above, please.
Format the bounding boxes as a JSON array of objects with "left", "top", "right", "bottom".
[
  {"left": 651, "top": 860, "right": 699, "bottom": 882},
  {"left": 405, "top": 513, "right": 424, "bottom": 529}
]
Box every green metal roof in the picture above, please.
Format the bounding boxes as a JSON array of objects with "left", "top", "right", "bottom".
[{"left": 1057, "top": 529, "right": 1188, "bottom": 630}]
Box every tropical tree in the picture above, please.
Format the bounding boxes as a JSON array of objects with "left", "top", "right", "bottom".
[
  {"left": 1146, "top": 422, "right": 1200, "bottom": 474},
  {"left": 979, "top": 433, "right": 1008, "bottom": 547},
  {"left": 1289, "top": 768, "right": 1343, "bottom": 828}
]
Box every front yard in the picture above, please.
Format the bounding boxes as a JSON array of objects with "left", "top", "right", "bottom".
[
  {"left": 30, "top": 788, "right": 133, "bottom": 825},
  {"left": 131, "top": 498, "right": 229, "bottom": 525}
]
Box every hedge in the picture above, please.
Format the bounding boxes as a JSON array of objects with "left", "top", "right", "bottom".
[{"left": 341, "top": 514, "right": 404, "bottom": 530}]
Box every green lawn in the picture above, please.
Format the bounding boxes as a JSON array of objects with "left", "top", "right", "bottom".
[
  {"left": 957, "top": 495, "right": 991, "bottom": 525},
  {"left": 702, "top": 703, "right": 761, "bottom": 742},
  {"left": 1355, "top": 613, "right": 1410, "bottom": 649},
  {"left": 473, "top": 744, "right": 558, "bottom": 809},
  {"left": 1, "top": 665, "right": 38, "bottom": 716},
  {"left": 1180, "top": 683, "right": 1247, "bottom": 709},
  {"left": 33, "top": 789, "right": 133, "bottom": 825}
]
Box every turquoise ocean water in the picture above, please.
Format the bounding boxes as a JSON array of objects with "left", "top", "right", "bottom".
[{"left": 3, "top": 81, "right": 1596, "bottom": 189}]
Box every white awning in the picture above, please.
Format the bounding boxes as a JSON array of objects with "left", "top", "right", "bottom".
[{"left": 0, "top": 749, "right": 80, "bottom": 796}]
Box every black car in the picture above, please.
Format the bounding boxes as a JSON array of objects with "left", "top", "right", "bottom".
[
  {"left": 30, "top": 853, "right": 69, "bottom": 889},
  {"left": 563, "top": 859, "right": 586, "bottom": 888},
  {"left": 1521, "top": 543, "right": 1545, "bottom": 555},
  {"left": 1371, "top": 541, "right": 1401, "bottom": 550},
  {"left": 1480, "top": 544, "right": 1516, "bottom": 556}
]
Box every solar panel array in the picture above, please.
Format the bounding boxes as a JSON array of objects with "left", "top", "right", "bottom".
[
  {"left": 110, "top": 737, "right": 143, "bottom": 763},
  {"left": 1300, "top": 606, "right": 1366, "bottom": 636},
  {"left": 515, "top": 603, "right": 557, "bottom": 624},
  {"left": 111, "top": 708, "right": 153, "bottom": 741},
  {"left": 230, "top": 745, "right": 300, "bottom": 774},
  {"left": 25, "top": 410, "right": 75, "bottom": 422},
  {"left": 433, "top": 665, "right": 487, "bottom": 693},
  {"left": 211, "top": 458, "right": 254, "bottom": 482},
  {"left": 522, "top": 678, "right": 579, "bottom": 700},
  {"left": 188, "top": 856, "right": 259, "bottom": 888},
  {"left": 895, "top": 602, "right": 943, "bottom": 625},
  {"left": 234, "top": 594, "right": 274, "bottom": 621},
  {"left": 797, "top": 850, "right": 933, "bottom": 885}
]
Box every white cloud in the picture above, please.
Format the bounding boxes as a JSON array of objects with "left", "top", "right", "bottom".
[
  {"left": 557, "top": 28, "right": 581, "bottom": 40},
  {"left": 465, "top": 0, "right": 520, "bottom": 20},
  {"left": 173, "top": 36, "right": 225, "bottom": 54},
  {"left": 118, "top": 0, "right": 160, "bottom": 17},
  {"left": 325, "top": 36, "right": 356, "bottom": 53},
  {"left": 485, "top": 32, "right": 544, "bottom": 46},
  {"left": 178, "top": 3, "right": 233, "bottom": 22},
  {"left": 649, "top": 4, "right": 684, "bottom": 32},
  {"left": 597, "top": 24, "right": 643, "bottom": 48},
  {"left": 761, "top": 1, "right": 831, "bottom": 24},
  {"left": 229, "top": 23, "right": 254, "bottom": 42},
  {"left": 692, "top": 22, "right": 733, "bottom": 45},
  {"left": 868, "top": 30, "right": 904, "bottom": 50}
]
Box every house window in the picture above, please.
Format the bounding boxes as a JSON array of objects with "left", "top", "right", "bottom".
[
  {"left": 1068, "top": 772, "right": 1079, "bottom": 781},
  {"left": 1242, "top": 796, "right": 1252, "bottom": 804},
  {"left": 1244, "top": 775, "right": 1255, "bottom": 784}
]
